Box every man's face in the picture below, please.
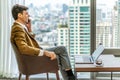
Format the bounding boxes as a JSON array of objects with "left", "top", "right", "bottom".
[{"left": 18, "top": 10, "right": 29, "bottom": 24}]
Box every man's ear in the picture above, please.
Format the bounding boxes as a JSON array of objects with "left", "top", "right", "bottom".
[{"left": 18, "top": 13, "right": 22, "bottom": 18}]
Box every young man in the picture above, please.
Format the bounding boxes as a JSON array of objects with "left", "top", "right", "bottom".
[{"left": 10, "top": 4, "right": 77, "bottom": 80}]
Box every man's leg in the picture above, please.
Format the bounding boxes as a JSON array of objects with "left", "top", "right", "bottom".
[
  {"left": 45, "top": 46, "right": 76, "bottom": 80},
  {"left": 59, "top": 66, "right": 69, "bottom": 80}
]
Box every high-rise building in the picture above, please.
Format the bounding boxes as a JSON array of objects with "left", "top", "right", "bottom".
[
  {"left": 111, "top": 3, "right": 118, "bottom": 47},
  {"left": 68, "top": 0, "right": 90, "bottom": 55},
  {"left": 96, "top": 4, "right": 112, "bottom": 47},
  {"left": 96, "top": 22, "right": 111, "bottom": 47},
  {"left": 96, "top": 2, "right": 119, "bottom": 48},
  {"left": 117, "top": 0, "right": 120, "bottom": 47},
  {"left": 57, "top": 24, "right": 69, "bottom": 54}
]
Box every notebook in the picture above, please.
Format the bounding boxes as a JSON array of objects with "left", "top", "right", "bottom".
[{"left": 75, "top": 44, "right": 104, "bottom": 64}]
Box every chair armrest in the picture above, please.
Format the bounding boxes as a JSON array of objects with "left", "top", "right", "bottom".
[{"left": 20, "top": 54, "right": 59, "bottom": 75}]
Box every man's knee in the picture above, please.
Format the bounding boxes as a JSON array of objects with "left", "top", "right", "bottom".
[
  {"left": 59, "top": 46, "right": 66, "bottom": 50},
  {"left": 54, "top": 46, "right": 67, "bottom": 54}
]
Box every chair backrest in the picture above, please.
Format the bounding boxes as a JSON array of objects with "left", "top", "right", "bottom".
[
  {"left": 11, "top": 42, "right": 59, "bottom": 75},
  {"left": 11, "top": 43, "right": 26, "bottom": 74}
]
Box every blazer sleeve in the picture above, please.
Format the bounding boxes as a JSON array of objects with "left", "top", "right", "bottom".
[{"left": 12, "top": 26, "right": 40, "bottom": 56}]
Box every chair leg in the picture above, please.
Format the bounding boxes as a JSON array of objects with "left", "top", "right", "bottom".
[
  {"left": 18, "top": 73, "right": 22, "bottom": 80},
  {"left": 46, "top": 73, "right": 49, "bottom": 80},
  {"left": 56, "top": 71, "right": 60, "bottom": 80},
  {"left": 26, "top": 75, "right": 29, "bottom": 80}
]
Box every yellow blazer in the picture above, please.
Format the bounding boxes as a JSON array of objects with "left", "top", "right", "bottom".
[{"left": 11, "top": 22, "right": 40, "bottom": 56}]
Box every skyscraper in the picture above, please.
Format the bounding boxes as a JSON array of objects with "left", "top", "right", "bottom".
[
  {"left": 57, "top": 24, "right": 69, "bottom": 53},
  {"left": 117, "top": 0, "right": 120, "bottom": 47},
  {"left": 96, "top": 2, "right": 119, "bottom": 48},
  {"left": 111, "top": 3, "right": 118, "bottom": 47},
  {"left": 68, "top": 0, "right": 90, "bottom": 55}
]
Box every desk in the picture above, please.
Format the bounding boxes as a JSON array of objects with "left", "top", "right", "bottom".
[{"left": 74, "top": 55, "right": 120, "bottom": 80}]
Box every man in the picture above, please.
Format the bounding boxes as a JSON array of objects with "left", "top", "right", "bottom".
[{"left": 10, "top": 4, "right": 77, "bottom": 80}]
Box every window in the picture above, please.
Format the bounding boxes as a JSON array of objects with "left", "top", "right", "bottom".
[
  {"left": 96, "top": 0, "right": 120, "bottom": 48},
  {"left": 0, "top": 0, "right": 99, "bottom": 79},
  {"left": 80, "top": 6, "right": 90, "bottom": 12}
]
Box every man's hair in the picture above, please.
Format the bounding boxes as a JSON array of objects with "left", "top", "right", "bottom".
[{"left": 12, "top": 4, "right": 28, "bottom": 20}]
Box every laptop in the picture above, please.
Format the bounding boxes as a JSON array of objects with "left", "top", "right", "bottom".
[{"left": 75, "top": 43, "right": 104, "bottom": 64}]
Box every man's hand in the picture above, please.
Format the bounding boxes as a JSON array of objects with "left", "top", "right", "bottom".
[
  {"left": 26, "top": 19, "right": 32, "bottom": 32},
  {"left": 44, "top": 50, "right": 57, "bottom": 60}
]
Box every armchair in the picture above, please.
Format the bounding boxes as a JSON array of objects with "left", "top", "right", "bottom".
[{"left": 11, "top": 43, "right": 60, "bottom": 80}]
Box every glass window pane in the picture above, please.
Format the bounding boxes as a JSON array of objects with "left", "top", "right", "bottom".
[
  {"left": 96, "top": 0, "right": 119, "bottom": 48},
  {"left": 25, "top": 0, "right": 91, "bottom": 55}
]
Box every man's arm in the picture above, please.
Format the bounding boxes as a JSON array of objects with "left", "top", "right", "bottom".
[
  {"left": 26, "top": 19, "right": 35, "bottom": 37},
  {"left": 25, "top": 19, "right": 56, "bottom": 59},
  {"left": 13, "top": 26, "right": 40, "bottom": 56},
  {"left": 26, "top": 19, "right": 32, "bottom": 32}
]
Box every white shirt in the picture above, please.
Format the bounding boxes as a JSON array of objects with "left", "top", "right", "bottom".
[{"left": 15, "top": 21, "right": 44, "bottom": 56}]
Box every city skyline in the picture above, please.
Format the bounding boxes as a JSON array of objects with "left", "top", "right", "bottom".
[
  {"left": 25, "top": 0, "right": 120, "bottom": 52},
  {"left": 25, "top": 0, "right": 70, "bottom": 7}
]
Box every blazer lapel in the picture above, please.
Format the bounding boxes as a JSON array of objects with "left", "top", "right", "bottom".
[
  {"left": 23, "top": 28, "right": 43, "bottom": 49},
  {"left": 24, "top": 28, "right": 35, "bottom": 40}
]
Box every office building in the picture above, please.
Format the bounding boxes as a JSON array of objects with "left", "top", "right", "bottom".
[
  {"left": 68, "top": 0, "right": 90, "bottom": 55},
  {"left": 96, "top": 2, "right": 120, "bottom": 48},
  {"left": 111, "top": 3, "right": 118, "bottom": 47},
  {"left": 96, "top": 22, "right": 111, "bottom": 47},
  {"left": 57, "top": 24, "right": 69, "bottom": 54},
  {"left": 117, "top": 0, "right": 120, "bottom": 47}
]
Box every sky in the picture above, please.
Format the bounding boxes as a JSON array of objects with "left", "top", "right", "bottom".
[
  {"left": 25, "top": 0, "right": 117, "bottom": 8},
  {"left": 25, "top": 0, "right": 70, "bottom": 7},
  {"left": 97, "top": 0, "right": 117, "bottom": 8},
  {"left": 25, "top": 0, "right": 116, "bottom": 6}
]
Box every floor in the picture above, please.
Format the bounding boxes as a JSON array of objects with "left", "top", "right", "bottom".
[
  {"left": 0, "top": 73, "right": 120, "bottom": 80},
  {"left": 1, "top": 58, "right": 120, "bottom": 80},
  {"left": 0, "top": 77, "right": 120, "bottom": 80}
]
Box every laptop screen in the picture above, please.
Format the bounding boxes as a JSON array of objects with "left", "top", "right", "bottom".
[{"left": 91, "top": 44, "right": 104, "bottom": 62}]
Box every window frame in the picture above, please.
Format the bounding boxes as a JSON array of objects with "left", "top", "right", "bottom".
[{"left": 90, "top": 0, "right": 96, "bottom": 54}]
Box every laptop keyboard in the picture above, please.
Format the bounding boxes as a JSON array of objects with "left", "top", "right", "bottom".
[{"left": 83, "top": 55, "right": 91, "bottom": 63}]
